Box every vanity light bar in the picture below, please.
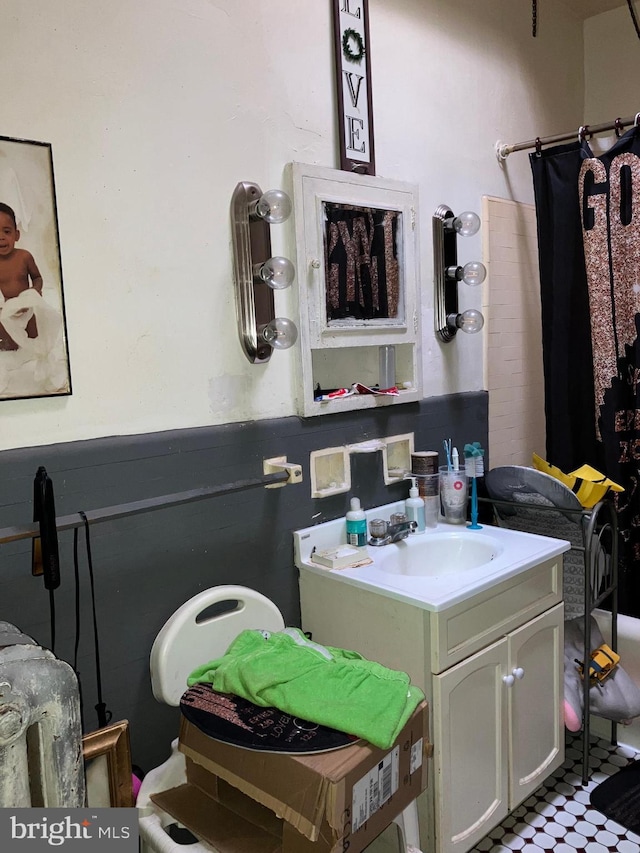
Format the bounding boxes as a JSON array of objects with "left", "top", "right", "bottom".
[
  {"left": 433, "top": 205, "right": 485, "bottom": 342},
  {"left": 230, "top": 182, "right": 298, "bottom": 364}
]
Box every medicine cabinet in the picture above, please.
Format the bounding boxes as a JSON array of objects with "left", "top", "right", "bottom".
[{"left": 289, "top": 163, "right": 423, "bottom": 417}]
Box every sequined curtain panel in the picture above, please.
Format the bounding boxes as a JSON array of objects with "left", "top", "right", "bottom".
[
  {"left": 530, "top": 126, "right": 640, "bottom": 618},
  {"left": 324, "top": 203, "right": 400, "bottom": 322}
]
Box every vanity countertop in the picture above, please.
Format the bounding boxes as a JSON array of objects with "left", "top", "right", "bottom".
[{"left": 294, "top": 501, "right": 570, "bottom": 612}]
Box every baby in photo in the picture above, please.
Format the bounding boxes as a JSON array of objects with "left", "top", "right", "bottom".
[
  {"left": 0, "top": 201, "right": 43, "bottom": 349},
  {"left": 0, "top": 201, "right": 66, "bottom": 395}
]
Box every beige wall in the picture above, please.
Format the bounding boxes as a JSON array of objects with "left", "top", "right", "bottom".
[
  {"left": 584, "top": 6, "right": 640, "bottom": 122},
  {"left": 485, "top": 5, "right": 640, "bottom": 470},
  {"left": 2, "top": 1, "right": 586, "bottom": 450}
]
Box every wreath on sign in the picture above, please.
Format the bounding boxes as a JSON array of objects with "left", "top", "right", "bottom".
[{"left": 342, "top": 27, "right": 365, "bottom": 64}]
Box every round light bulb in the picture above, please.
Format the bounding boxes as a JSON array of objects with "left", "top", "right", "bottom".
[
  {"left": 255, "top": 189, "right": 292, "bottom": 224},
  {"left": 256, "top": 256, "right": 295, "bottom": 290},
  {"left": 461, "top": 261, "right": 486, "bottom": 286},
  {"left": 262, "top": 317, "right": 298, "bottom": 350},
  {"left": 452, "top": 211, "right": 481, "bottom": 237},
  {"left": 455, "top": 309, "right": 484, "bottom": 334}
]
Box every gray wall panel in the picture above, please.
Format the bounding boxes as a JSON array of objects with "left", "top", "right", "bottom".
[{"left": 0, "top": 393, "right": 487, "bottom": 772}]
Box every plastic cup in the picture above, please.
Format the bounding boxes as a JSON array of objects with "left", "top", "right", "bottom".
[{"left": 439, "top": 466, "right": 469, "bottom": 524}]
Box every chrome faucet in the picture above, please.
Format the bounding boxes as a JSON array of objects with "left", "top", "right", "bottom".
[{"left": 368, "top": 514, "right": 416, "bottom": 546}]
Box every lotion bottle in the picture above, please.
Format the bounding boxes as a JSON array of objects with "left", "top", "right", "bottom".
[
  {"left": 405, "top": 477, "right": 426, "bottom": 534},
  {"left": 346, "top": 497, "right": 367, "bottom": 547}
]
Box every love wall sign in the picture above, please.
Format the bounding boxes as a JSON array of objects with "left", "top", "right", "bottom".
[{"left": 332, "top": 0, "right": 376, "bottom": 176}]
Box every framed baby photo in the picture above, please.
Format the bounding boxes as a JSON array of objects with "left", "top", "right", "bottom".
[{"left": 0, "top": 134, "right": 72, "bottom": 401}]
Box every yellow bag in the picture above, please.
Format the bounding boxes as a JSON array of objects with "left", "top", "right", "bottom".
[{"left": 532, "top": 453, "right": 624, "bottom": 509}]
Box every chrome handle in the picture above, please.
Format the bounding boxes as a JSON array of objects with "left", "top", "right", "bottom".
[
  {"left": 502, "top": 674, "right": 515, "bottom": 687},
  {"left": 512, "top": 667, "right": 525, "bottom": 680}
]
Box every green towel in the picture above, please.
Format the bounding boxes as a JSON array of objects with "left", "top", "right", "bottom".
[{"left": 187, "top": 627, "right": 424, "bottom": 750}]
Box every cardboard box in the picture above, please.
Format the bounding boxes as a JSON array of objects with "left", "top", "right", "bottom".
[{"left": 152, "top": 700, "right": 429, "bottom": 853}]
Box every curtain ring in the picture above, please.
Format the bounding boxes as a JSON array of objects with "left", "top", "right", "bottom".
[
  {"left": 535, "top": 137, "right": 542, "bottom": 156},
  {"left": 635, "top": 113, "right": 640, "bottom": 127},
  {"left": 578, "top": 125, "right": 590, "bottom": 142},
  {"left": 614, "top": 118, "right": 624, "bottom": 137}
]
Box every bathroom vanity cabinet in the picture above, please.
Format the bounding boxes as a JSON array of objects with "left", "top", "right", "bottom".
[{"left": 298, "top": 552, "right": 565, "bottom": 853}]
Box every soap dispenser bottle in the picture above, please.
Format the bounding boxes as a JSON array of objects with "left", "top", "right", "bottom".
[
  {"left": 405, "top": 477, "right": 426, "bottom": 534},
  {"left": 346, "top": 497, "right": 367, "bottom": 547}
]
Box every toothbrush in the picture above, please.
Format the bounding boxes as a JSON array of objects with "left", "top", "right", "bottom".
[
  {"left": 452, "top": 447, "right": 459, "bottom": 472},
  {"left": 443, "top": 439, "right": 453, "bottom": 471},
  {"left": 464, "top": 442, "right": 485, "bottom": 530}
]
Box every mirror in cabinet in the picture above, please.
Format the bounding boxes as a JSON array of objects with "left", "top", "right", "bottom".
[{"left": 290, "top": 163, "right": 423, "bottom": 417}]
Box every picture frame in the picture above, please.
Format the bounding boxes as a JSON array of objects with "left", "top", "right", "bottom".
[
  {"left": 82, "top": 720, "right": 134, "bottom": 808},
  {"left": 0, "top": 134, "right": 72, "bottom": 401},
  {"left": 332, "top": 0, "right": 376, "bottom": 176}
]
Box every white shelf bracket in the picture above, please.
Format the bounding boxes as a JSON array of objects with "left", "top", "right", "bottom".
[{"left": 263, "top": 456, "right": 303, "bottom": 489}]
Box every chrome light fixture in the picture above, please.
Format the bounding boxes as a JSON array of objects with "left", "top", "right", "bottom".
[
  {"left": 433, "top": 205, "right": 486, "bottom": 342},
  {"left": 231, "top": 183, "right": 298, "bottom": 363}
]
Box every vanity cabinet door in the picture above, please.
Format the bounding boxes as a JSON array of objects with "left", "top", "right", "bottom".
[
  {"left": 433, "top": 638, "right": 510, "bottom": 853},
  {"left": 508, "top": 603, "right": 564, "bottom": 807}
]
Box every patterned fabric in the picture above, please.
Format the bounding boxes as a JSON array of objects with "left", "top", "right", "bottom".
[
  {"left": 324, "top": 202, "right": 400, "bottom": 322},
  {"left": 530, "top": 127, "right": 640, "bottom": 618},
  {"left": 579, "top": 128, "right": 640, "bottom": 608}
]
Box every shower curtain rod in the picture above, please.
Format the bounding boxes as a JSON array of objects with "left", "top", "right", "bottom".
[
  {"left": 0, "top": 471, "right": 289, "bottom": 546},
  {"left": 495, "top": 112, "right": 640, "bottom": 161}
]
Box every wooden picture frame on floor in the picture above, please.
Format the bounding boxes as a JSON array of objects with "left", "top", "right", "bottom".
[{"left": 83, "top": 720, "right": 134, "bottom": 808}]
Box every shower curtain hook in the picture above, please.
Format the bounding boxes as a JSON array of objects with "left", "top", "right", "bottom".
[
  {"left": 578, "top": 125, "right": 590, "bottom": 143},
  {"left": 535, "top": 137, "right": 542, "bottom": 157},
  {"left": 614, "top": 118, "right": 623, "bottom": 138},
  {"left": 635, "top": 113, "right": 640, "bottom": 127}
]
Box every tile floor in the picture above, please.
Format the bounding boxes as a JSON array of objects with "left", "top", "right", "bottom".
[{"left": 470, "top": 734, "right": 640, "bottom": 853}]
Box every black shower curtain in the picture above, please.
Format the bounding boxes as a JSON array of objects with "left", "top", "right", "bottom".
[{"left": 530, "top": 126, "right": 640, "bottom": 617}]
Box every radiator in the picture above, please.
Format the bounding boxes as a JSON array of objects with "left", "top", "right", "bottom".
[{"left": 0, "top": 622, "right": 85, "bottom": 807}]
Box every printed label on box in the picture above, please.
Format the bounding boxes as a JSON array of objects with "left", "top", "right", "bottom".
[
  {"left": 351, "top": 746, "right": 399, "bottom": 833},
  {"left": 410, "top": 737, "right": 423, "bottom": 774}
]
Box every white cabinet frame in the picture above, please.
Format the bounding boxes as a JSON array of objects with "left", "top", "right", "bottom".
[{"left": 289, "top": 163, "right": 423, "bottom": 417}]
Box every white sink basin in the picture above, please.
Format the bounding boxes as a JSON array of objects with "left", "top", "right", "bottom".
[
  {"left": 372, "top": 531, "right": 503, "bottom": 576},
  {"left": 294, "top": 501, "right": 570, "bottom": 611}
]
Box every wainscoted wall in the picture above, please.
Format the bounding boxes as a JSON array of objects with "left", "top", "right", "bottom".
[{"left": 0, "top": 392, "right": 487, "bottom": 772}]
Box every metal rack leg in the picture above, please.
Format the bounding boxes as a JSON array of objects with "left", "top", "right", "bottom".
[
  {"left": 581, "top": 713, "right": 590, "bottom": 784},
  {"left": 581, "top": 614, "right": 592, "bottom": 785}
]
